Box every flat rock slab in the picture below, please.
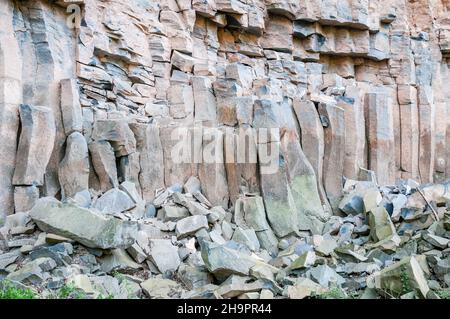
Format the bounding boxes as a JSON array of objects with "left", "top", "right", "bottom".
[{"left": 30, "top": 197, "right": 137, "bottom": 249}]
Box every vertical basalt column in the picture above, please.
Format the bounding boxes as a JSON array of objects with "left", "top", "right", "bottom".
[
  {"left": 0, "top": 0, "right": 22, "bottom": 219},
  {"left": 318, "top": 102, "right": 345, "bottom": 211},
  {"left": 130, "top": 123, "right": 165, "bottom": 203},
  {"left": 398, "top": 85, "right": 420, "bottom": 180},
  {"left": 365, "top": 91, "right": 396, "bottom": 186},
  {"left": 224, "top": 127, "right": 259, "bottom": 206},
  {"left": 293, "top": 99, "right": 330, "bottom": 210},
  {"left": 433, "top": 62, "right": 448, "bottom": 182},
  {"left": 199, "top": 127, "right": 230, "bottom": 208},
  {"left": 21, "top": 0, "right": 75, "bottom": 197}
]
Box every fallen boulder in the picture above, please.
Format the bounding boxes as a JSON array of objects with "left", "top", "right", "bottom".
[{"left": 30, "top": 197, "right": 137, "bottom": 249}]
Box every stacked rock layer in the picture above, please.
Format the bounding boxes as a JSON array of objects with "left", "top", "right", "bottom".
[{"left": 0, "top": 0, "right": 449, "bottom": 233}]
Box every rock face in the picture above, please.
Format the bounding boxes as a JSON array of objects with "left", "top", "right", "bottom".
[
  {"left": 30, "top": 197, "right": 137, "bottom": 249},
  {"left": 0, "top": 0, "right": 449, "bottom": 300},
  {"left": 0, "top": 0, "right": 447, "bottom": 217}
]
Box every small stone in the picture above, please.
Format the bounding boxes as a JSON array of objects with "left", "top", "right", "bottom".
[
  {"left": 149, "top": 239, "right": 181, "bottom": 274},
  {"left": 141, "top": 277, "right": 183, "bottom": 299},
  {"left": 232, "top": 227, "right": 260, "bottom": 252},
  {"left": 176, "top": 215, "right": 208, "bottom": 239},
  {"left": 290, "top": 251, "right": 316, "bottom": 270},
  {"left": 286, "top": 278, "right": 327, "bottom": 299},
  {"left": 184, "top": 176, "right": 201, "bottom": 194},
  {"left": 45, "top": 233, "right": 74, "bottom": 244},
  {"left": 309, "top": 265, "right": 346, "bottom": 288},
  {"left": 160, "top": 205, "right": 189, "bottom": 222},
  {"left": 422, "top": 233, "right": 449, "bottom": 249},
  {"left": 0, "top": 250, "right": 21, "bottom": 270},
  {"left": 221, "top": 220, "right": 234, "bottom": 241},
  {"left": 94, "top": 188, "right": 136, "bottom": 215},
  {"left": 215, "top": 275, "right": 266, "bottom": 298},
  {"left": 99, "top": 249, "right": 142, "bottom": 273},
  {"left": 315, "top": 238, "right": 338, "bottom": 256},
  {"left": 368, "top": 207, "right": 397, "bottom": 243},
  {"left": 367, "top": 256, "right": 430, "bottom": 298},
  {"left": 200, "top": 241, "right": 277, "bottom": 280},
  {"left": 6, "top": 257, "right": 57, "bottom": 285}
]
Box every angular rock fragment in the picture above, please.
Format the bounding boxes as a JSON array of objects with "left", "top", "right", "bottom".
[
  {"left": 149, "top": 239, "right": 181, "bottom": 273},
  {"left": 89, "top": 140, "right": 118, "bottom": 192},
  {"left": 368, "top": 256, "right": 430, "bottom": 298},
  {"left": 6, "top": 257, "right": 56, "bottom": 285},
  {"left": 201, "top": 241, "right": 277, "bottom": 279},
  {"left": 176, "top": 215, "right": 209, "bottom": 238},
  {"left": 99, "top": 249, "right": 142, "bottom": 273},
  {"left": 94, "top": 188, "right": 135, "bottom": 215},
  {"left": 368, "top": 207, "right": 397, "bottom": 243},
  {"left": 92, "top": 119, "right": 136, "bottom": 157},
  {"left": 234, "top": 196, "right": 278, "bottom": 255},
  {"left": 30, "top": 197, "right": 137, "bottom": 249}
]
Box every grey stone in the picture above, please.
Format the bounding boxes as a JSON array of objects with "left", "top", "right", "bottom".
[
  {"left": 149, "top": 239, "right": 181, "bottom": 274},
  {"left": 309, "top": 265, "right": 346, "bottom": 288},
  {"left": 14, "top": 186, "right": 39, "bottom": 213},
  {"left": 176, "top": 215, "right": 209, "bottom": 238},
  {"left": 99, "top": 249, "right": 142, "bottom": 273},
  {"left": 232, "top": 227, "right": 260, "bottom": 252},
  {"left": 30, "top": 197, "right": 137, "bottom": 249},
  {"left": 6, "top": 257, "right": 56, "bottom": 285},
  {"left": 94, "top": 188, "right": 136, "bottom": 215},
  {"left": 12, "top": 105, "right": 56, "bottom": 186},
  {"left": 59, "top": 132, "right": 90, "bottom": 199}
]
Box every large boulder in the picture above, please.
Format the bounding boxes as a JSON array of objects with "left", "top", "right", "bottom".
[{"left": 30, "top": 197, "right": 137, "bottom": 249}]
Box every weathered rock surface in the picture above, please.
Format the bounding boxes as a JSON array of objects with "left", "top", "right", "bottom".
[
  {"left": 13, "top": 105, "right": 56, "bottom": 186},
  {"left": 59, "top": 132, "right": 89, "bottom": 199},
  {"left": 0, "top": 0, "right": 449, "bottom": 301},
  {"left": 30, "top": 197, "right": 137, "bottom": 249}
]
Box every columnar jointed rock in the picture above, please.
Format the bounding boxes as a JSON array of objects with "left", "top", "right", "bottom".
[
  {"left": 13, "top": 104, "right": 56, "bottom": 187},
  {"left": 60, "top": 79, "right": 83, "bottom": 136},
  {"left": 318, "top": 101, "right": 345, "bottom": 210},
  {"left": 293, "top": 100, "right": 329, "bottom": 209},
  {"left": 0, "top": 0, "right": 22, "bottom": 219},
  {"left": 258, "top": 140, "right": 299, "bottom": 237},
  {"left": 129, "top": 123, "right": 165, "bottom": 202},
  {"left": 234, "top": 196, "right": 278, "bottom": 255},
  {"left": 365, "top": 92, "right": 396, "bottom": 186},
  {"left": 59, "top": 132, "right": 89, "bottom": 199},
  {"left": 198, "top": 128, "right": 229, "bottom": 208},
  {"left": 281, "top": 130, "right": 329, "bottom": 234},
  {"left": 89, "top": 141, "right": 119, "bottom": 192},
  {"left": 13, "top": 186, "right": 39, "bottom": 213}
]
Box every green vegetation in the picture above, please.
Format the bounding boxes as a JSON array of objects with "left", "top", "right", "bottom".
[
  {"left": 0, "top": 280, "right": 36, "bottom": 299},
  {"left": 400, "top": 264, "right": 411, "bottom": 296},
  {"left": 436, "top": 288, "right": 450, "bottom": 299},
  {"left": 311, "top": 287, "right": 349, "bottom": 299},
  {"left": 56, "top": 283, "right": 87, "bottom": 299}
]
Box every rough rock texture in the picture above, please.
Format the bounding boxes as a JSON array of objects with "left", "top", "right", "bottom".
[
  {"left": 0, "top": 0, "right": 449, "bottom": 300},
  {"left": 0, "top": 0, "right": 447, "bottom": 219}
]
